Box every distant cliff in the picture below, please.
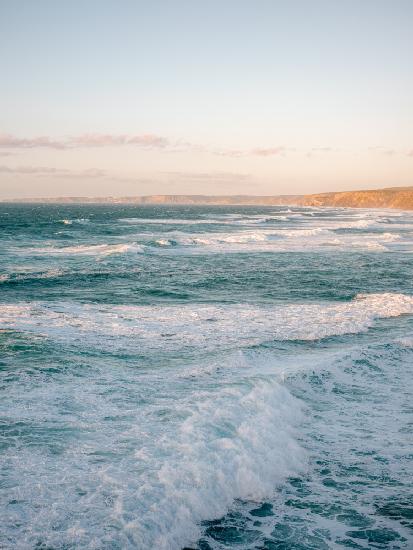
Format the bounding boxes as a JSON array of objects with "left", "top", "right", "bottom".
[
  {"left": 3, "top": 186, "right": 413, "bottom": 209},
  {"left": 302, "top": 187, "right": 413, "bottom": 209},
  {"left": 4, "top": 194, "right": 301, "bottom": 205}
]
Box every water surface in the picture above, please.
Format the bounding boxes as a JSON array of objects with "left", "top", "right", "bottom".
[{"left": 1, "top": 204, "right": 412, "bottom": 549}]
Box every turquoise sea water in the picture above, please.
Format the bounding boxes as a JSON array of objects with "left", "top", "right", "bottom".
[{"left": 0, "top": 204, "right": 412, "bottom": 549}]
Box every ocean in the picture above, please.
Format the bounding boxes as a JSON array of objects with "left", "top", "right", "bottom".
[{"left": 0, "top": 203, "right": 412, "bottom": 549}]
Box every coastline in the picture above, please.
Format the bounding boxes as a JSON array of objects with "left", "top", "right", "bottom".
[{"left": 3, "top": 186, "right": 413, "bottom": 209}]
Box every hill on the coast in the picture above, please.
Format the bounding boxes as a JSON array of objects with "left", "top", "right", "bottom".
[{"left": 303, "top": 186, "right": 413, "bottom": 209}]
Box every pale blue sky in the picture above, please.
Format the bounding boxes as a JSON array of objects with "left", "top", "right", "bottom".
[{"left": 0, "top": 0, "right": 412, "bottom": 197}]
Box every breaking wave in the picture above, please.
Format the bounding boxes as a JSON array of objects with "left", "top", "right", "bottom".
[
  {"left": 26, "top": 243, "right": 145, "bottom": 256},
  {"left": 2, "top": 293, "right": 412, "bottom": 354}
]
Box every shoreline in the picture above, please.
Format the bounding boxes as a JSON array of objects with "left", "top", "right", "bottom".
[{"left": 2, "top": 186, "right": 413, "bottom": 209}]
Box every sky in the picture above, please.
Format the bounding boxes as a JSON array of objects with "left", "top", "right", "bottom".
[{"left": 0, "top": 0, "right": 412, "bottom": 198}]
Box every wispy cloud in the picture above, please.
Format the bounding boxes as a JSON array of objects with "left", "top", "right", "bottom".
[
  {"left": 2, "top": 132, "right": 386, "bottom": 159},
  {"left": 0, "top": 164, "right": 252, "bottom": 186},
  {"left": 0, "top": 132, "right": 170, "bottom": 150},
  {"left": 250, "top": 147, "right": 285, "bottom": 157},
  {"left": 212, "top": 146, "right": 286, "bottom": 157},
  {"left": 305, "top": 146, "right": 339, "bottom": 158},
  {"left": 0, "top": 165, "right": 68, "bottom": 174},
  {"left": 368, "top": 146, "right": 397, "bottom": 156},
  {"left": 212, "top": 148, "right": 245, "bottom": 157},
  {"left": 70, "top": 133, "right": 169, "bottom": 148},
  {"left": 370, "top": 146, "right": 413, "bottom": 157},
  {"left": 0, "top": 133, "right": 66, "bottom": 149},
  {"left": 0, "top": 165, "right": 106, "bottom": 178},
  {"left": 0, "top": 132, "right": 288, "bottom": 157}
]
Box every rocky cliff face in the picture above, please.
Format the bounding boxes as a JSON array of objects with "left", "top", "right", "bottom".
[{"left": 302, "top": 187, "right": 413, "bottom": 209}]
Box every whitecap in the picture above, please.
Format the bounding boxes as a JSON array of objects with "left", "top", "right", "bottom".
[
  {"left": 27, "top": 243, "right": 145, "bottom": 256},
  {"left": 2, "top": 293, "right": 413, "bottom": 353}
]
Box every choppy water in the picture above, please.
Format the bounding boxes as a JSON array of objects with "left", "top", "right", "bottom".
[{"left": 1, "top": 203, "right": 412, "bottom": 549}]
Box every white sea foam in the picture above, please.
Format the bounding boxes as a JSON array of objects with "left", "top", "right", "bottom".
[
  {"left": 2, "top": 207, "right": 413, "bottom": 549},
  {"left": 193, "top": 231, "right": 269, "bottom": 244},
  {"left": 58, "top": 218, "right": 90, "bottom": 225},
  {"left": 395, "top": 336, "right": 413, "bottom": 347},
  {"left": 119, "top": 216, "right": 288, "bottom": 226},
  {"left": 0, "top": 350, "right": 305, "bottom": 549},
  {"left": 132, "top": 373, "right": 304, "bottom": 548},
  {"left": 155, "top": 238, "right": 174, "bottom": 246},
  {"left": 379, "top": 232, "right": 401, "bottom": 241},
  {"left": 273, "top": 228, "right": 328, "bottom": 237},
  {"left": 119, "top": 217, "right": 222, "bottom": 225},
  {"left": 162, "top": 228, "right": 330, "bottom": 248},
  {"left": 148, "top": 226, "right": 402, "bottom": 253},
  {"left": 1, "top": 269, "right": 67, "bottom": 282},
  {"left": 27, "top": 243, "right": 145, "bottom": 256},
  {"left": 2, "top": 293, "right": 412, "bottom": 354},
  {"left": 114, "top": 209, "right": 412, "bottom": 255},
  {"left": 317, "top": 218, "right": 373, "bottom": 229},
  {"left": 2, "top": 293, "right": 413, "bottom": 547}
]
